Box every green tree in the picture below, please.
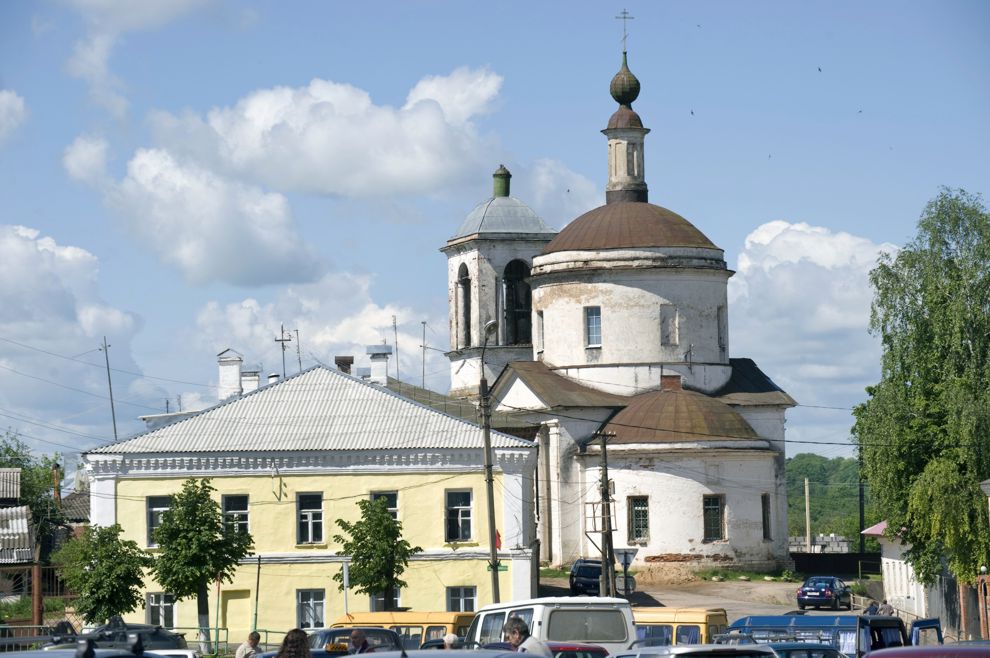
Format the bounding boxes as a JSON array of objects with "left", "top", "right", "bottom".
[
  {"left": 0, "top": 430, "right": 65, "bottom": 549},
  {"left": 332, "top": 497, "right": 421, "bottom": 611},
  {"left": 853, "top": 188, "right": 990, "bottom": 584},
  {"left": 150, "top": 479, "right": 253, "bottom": 650},
  {"left": 52, "top": 524, "right": 152, "bottom": 624},
  {"left": 786, "top": 453, "right": 879, "bottom": 549}
]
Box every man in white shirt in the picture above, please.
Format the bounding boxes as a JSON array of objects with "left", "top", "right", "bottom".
[
  {"left": 503, "top": 617, "right": 551, "bottom": 657},
  {"left": 235, "top": 632, "right": 260, "bottom": 658}
]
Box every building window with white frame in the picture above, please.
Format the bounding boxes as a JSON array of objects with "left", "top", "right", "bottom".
[
  {"left": 371, "top": 491, "right": 398, "bottom": 520},
  {"left": 297, "top": 493, "right": 323, "bottom": 544},
  {"left": 446, "top": 586, "right": 476, "bottom": 612},
  {"left": 146, "top": 496, "right": 171, "bottom": 547},
  {"left": 584, "top": 306, "right": 602, "bottom": 347},
  {"left": 370, "top": 587, "right": 401, "bottom": 612},
  {"left": 222, "top": 494, "right": 249, "bottom": 534},
  {"left": 297, "top": 589, "right": 324, "bottom": 629},
  {"left": 628, "top": 496, "right": 649, "bottom": 542},
  {"left": 147, "top": 593, "right": 175, "bottom": 628},
  {"left": 445, "top": 490, "right": 472, "bottom": 542},
  {"left": 703, "top": 494, "right": 725, "bottom": 542}
]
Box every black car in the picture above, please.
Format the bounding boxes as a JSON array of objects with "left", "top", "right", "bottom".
[
  {"left": 569, "top": 558, "right": 602, "bottom": 595},
  {"left": 796, "top": 576, "right": 852, "bottom": 610}
]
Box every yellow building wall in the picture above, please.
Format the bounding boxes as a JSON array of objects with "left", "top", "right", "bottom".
[{"left": 115, "top": 471, "right": 510, "bottom": 642}]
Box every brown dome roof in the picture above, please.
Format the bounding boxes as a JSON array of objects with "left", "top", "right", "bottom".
[
  {"left": 605, "top": 389, "right": 761, "bottom": 444},
  {"left": 607, "top": 106, "right": 643, "bottom": 129},
  {"left": 543, "top": 201, "right": 717, "bottom": 254}
]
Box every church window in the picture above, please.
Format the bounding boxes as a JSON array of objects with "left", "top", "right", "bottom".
[
  {"left": 536, "top": 311, "right": 544, "bottom": 353},
  {"left": 761, "top": 493, "right": 771, "bottom": 541},
  {"left": 628, "top": 496, "right": 649, "bottom": 542},
  {"left": 585, "top": 306, "right": 602, "bottom": 347},
  {"left": 457, "top": 264, "right": 471, "bottom": 348},
  {"left": 702, "top": 494, "right": 725, "bottom": 542},
  {"left": 503, "top": 260, "right": 532, "bottom": 345},
  {"left": 660, "top": 304, "right": 678, "bottom": 346}
]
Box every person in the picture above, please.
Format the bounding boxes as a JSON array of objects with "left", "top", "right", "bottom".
[
  {"left": 864, "top": 600, "right": 879, "bottom": 615},
  {"left": 442, "top": 633, "right": 458, "bottom": 649},
  {"left": 348, "top": 629, "right": 375, "bottom": 654},
  {"left": 236, "top": 632, "right": 261, "bottom": 658},
  {"left": 276, "top": 629, "right": 311, "bottom": 658},
  {"left": 502, "top": 617, "right": 551, "bottom": 657},
  {"left": 877, "top": 599, "right": 895, "bottom": 615}
]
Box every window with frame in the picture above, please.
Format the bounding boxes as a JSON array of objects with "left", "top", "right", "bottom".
[
  {"left": 703, "top": 495, "right": 725, "bottom": 542},
  {"left": 147, "top": 593, "right": 175, "bottom": 628},
  {"left": 222, "top": 494, "right": 249, "bottom": 534},
  {"left": 370, "top": 587, "right": 401, "bottom": 611},
  {"left": 536, "top": 311, "right": 544, "bottom": 353},
  {"left": 371, "top": 491, "right": 398, "bottom": 520},
  {"left": 761, "top": 493, "right": 772, "bottom": 541},
  {"left": 447, "top": 586, "right": 476, "bottom": 612},
  {"left": 628, "top": 496, "right": 649, "bottom": 542},
  {"left": 297, "top": 493, "right": 323, "bottom": 544},
  {"left": 146, "top": 496, "right": 171, "bottom": 547},
  {"left": 445, "top": 490, "right": 472, "bottom": 541},
  {"left": 584, "top": 306, "right": 602, "bottom": 347},
  {"left": 297, "top": 589, "right": 324, "bottom": 629}
]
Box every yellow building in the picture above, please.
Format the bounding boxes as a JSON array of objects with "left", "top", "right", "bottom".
[{"left": 83, "top": 364, "right": 537, "bottom": 642}]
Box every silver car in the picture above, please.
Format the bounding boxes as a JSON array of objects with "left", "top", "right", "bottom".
[{"left": 612, "top": 646, "right": 778, "bottom": 658}]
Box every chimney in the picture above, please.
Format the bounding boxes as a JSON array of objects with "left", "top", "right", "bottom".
[
  {"left": 334, "top": 355, "right": 354, "bottom": 375},
  {"left": 267, "top": 372, "right": 280, "bottom": 385},
  {"left": 241, "top": 367, "right": 260, "bottom": 394},
  {"left": 366, "top": 344, "right": 392, "bottom": 385},
  {"left": 217, "top": 349, "right": 244, "bottom": 401},
  {"left": 660, "top": 374, "right": 682, "bottom": 391}
]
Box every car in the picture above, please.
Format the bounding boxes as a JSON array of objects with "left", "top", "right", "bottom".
[
  {"left": 569, "top": 559, "right": 603, "bottom": 595},
  {"left": 44, "top": 620, "right": 188, "bottom": 652},
  {"left": 612, "top": 645, "right": 777, "bottom": 657},
  {"left": 796, "top": 576, "right": 852, "bottom": 610},
  {"left": 6, "top": 645, "right": 173, "bottom": 658},
  {"left": 766, "top": 641, "right": 844, "bottom": 658},
  {"left": 869, "top": 647, "right": 990, "bottom": 657},
  {"left": 547, "top": 641, "right": 609, "bottom": 658},
  {"left": 304, "top": 627, "right": 404, "bottom": 653}
]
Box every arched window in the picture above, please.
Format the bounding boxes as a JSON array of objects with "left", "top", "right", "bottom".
[
  {"left": 457, "top": 264, "right": 471, "bottom": 348},
  {"left": 503, "top": 259, "right": 531, "bottom": 345}
]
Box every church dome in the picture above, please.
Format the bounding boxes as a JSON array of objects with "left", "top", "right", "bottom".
[
  {"left": 542, "top": 201, "right": 717, "bottom": 254},
  {"left": 449, "top": 165, "right": 555, "bottom": 240},
  {"left": 605, "top": 388, "right": 760, "bottom": 444}
]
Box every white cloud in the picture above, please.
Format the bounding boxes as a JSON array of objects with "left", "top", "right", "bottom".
[
  {"left": 0, "top": 225, "right": 148, "bottom": 452},
  {"left": 194, "top": 273, "right": 449, "bottom": 389},
  {"left": 150, "top": 69, "right": 502, "bottom": 197},
  {"left": 104, "top": 148, "right": 323, "bottom": 286},
  {"left": 404, "top": 66, "right": 502, "bottom": 125},
  {"left": 63, "top": 134, "right": 110, "bottom": 186},
  {"left": 523, "top": 158, "right": 602, "bottom": 229},
  {"left": 728, "top": 221, "right": 898, "bottom": 454},
  {"left": 0, "top": 90, "right": 28, "bottom": 145},
  {"left": 65, "top": 0, "right": 213, "bottom": 117}
]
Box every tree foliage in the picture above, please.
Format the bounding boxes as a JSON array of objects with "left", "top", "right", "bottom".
[
  {"left": 52, "top": 524, "right": 152, "bottom": 624},
  {"left": 150, "top": 479, "right": 253, "bottom": 649},
  {"left": 332, "top": 497, "right": 421, "bottom": 611},
  {"left": 786, "top": 453, "right": 879, "bottom": 549},
  {"left": 0, "top": 430, "right": 65, "bottom": 547},
  {"left": 853, "top": 188, "right": 990, "bottom": 584}
]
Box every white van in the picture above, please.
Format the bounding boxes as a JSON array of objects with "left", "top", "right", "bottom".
[{"left": 465, "top": 596, "right": 636, "bottom": 655}]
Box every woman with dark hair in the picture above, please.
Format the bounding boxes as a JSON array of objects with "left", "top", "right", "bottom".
[{"left": 277, "top": 629, "right": 312, "bottom": 658}]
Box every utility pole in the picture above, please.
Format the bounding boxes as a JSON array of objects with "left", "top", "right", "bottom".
[
  {"left": 99, "top": 336, "right": 118, "bottom": 440},
  {"left": 804, "top": 477, "right": 812, "bottom": 552},
  {"left": 479, "top": 320, "right": 500, "bottom": 603},
  {"left": 294, "top": 329, "right": 303, "bottom": 373},
  {"left": 392, "top": 315, "right": 400, "bottom": 382},
  {"left": 421, "top": 321, "right": 426, "bottom": 388},
  {"left": 600, "top": 432, "right": 616, "bottom": 596},
  {"left": 275, "top": 324, "right": 291, "bottom": 378}
]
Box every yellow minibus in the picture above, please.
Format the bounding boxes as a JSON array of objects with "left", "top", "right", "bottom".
[
  {"left": 331, "top": 611, "right": 475, "bottom": 649},
  {"left": 632, "top": 607, "right": 729, "bottom": 645}
]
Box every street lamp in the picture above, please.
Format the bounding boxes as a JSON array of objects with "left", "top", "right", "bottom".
[{"left": 479, "top": 320, "right": 501, "bottom": 603}]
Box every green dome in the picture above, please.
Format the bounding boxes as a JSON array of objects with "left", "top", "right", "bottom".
[{"left": 609, "top": 51, "right": 640, "bottom": 107}]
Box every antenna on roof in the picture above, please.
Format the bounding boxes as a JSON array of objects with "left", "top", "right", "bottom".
[
  {"left": 392, "top": 315, "right": 400, "bottom": 383},
  {"left": 294, "top": 328, "right": 302, "bottom": 373},
  {"left": 275, "top": 323, "right": 292, "bottom": 378}
]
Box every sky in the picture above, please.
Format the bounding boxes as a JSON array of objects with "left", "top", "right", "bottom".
[{"left": 0, "top": 0, "right": 988, "bottom": 471}]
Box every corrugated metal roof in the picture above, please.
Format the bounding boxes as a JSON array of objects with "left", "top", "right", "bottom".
[
  {"left": 385, "top": 377, "right": 534, "bottom": 430},
  {"left": 0, "top": 469, "right": 20, "bottom": 500},
  {"left": 62, "top": 489, "right": 90, "bottom": 523},
  {"left": 0, "top": 505, "right": 33, "bottom": 563},
  {"left": 87, "top": 366, "right": 534, "bottom": 455}
]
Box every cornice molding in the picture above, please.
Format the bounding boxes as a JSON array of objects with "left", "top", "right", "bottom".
[{"left": 238, "top": 550, "right": 532, "bottom": 565}]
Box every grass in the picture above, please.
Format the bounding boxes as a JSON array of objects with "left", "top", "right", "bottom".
[
  {"left": 696, "top": 567, "right": 800, "bottom": 582},
  {"left": 539, "top": 566, "right": 570, "bottom": 578}
]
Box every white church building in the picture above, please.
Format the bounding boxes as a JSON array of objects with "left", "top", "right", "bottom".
[{"left": 441, "top": 51, "right": 795, "bottom": 575}]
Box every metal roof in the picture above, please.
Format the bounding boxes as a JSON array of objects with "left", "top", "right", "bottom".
[
  {"left": 494, "top": 361, "right": 628, "bottom": 409},
  {"left": 0, "top": 505, "right": 33, "bottom": 563},
  {"left": 604, "top": 388, "right": 761, "bottom": 444},
  {"left": 543, "top": 201, "right": 718, "bottom": 253},
  {"left": 86, "top": 366, "right": 534, "bottom": 455},
  {"left": 706, "top": 358, "right": 797, "bottom": 407},
  {"left": 450, "top": 196, "right": 556, "bottom": 240},
  {"left": 0, "top": 468, "right": 20, "bottom": 500}
]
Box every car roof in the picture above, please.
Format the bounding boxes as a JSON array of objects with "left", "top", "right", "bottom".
[
  {"left": 9, "top": 651, "right": 172, "bottom": 658},
  {"left": 547, "top": 642, "right": 607, "bottom": 650},
  {"left": 870, "top": 648, "right": 990, "bottom": 657},
  {"left": 614, "top": 646, "right": 777, "bottom": 657},
  {"left": 366, "top": 651, "right": 517, "bottom": 658}
]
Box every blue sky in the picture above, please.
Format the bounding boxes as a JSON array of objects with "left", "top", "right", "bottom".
[{"left": 0, "top": 0, "right": 988, "bottom": 467}]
